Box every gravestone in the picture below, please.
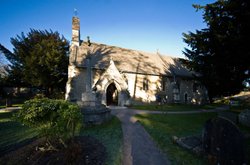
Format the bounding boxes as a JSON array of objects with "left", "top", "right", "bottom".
[
  {"left": 202, "top": 117, "right": 246, "bottom": 165},
  {"left": 174, "top": 135, "right": 203, "bottom": 155},
  {"left": 239, "top": 109, "right": 250, "bottom": 127}
]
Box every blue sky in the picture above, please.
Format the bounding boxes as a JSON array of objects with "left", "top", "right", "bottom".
[{"left": 1, "top": 0, "right": 215, "bottom": 58}]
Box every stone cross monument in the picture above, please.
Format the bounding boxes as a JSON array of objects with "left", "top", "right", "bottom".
[{"left": 66, "top": 16, "right": 111, "bottom": 124}]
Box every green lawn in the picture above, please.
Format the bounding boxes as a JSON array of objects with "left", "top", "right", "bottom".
[
  {"left": 135, "top": 112, "right": 216, "bottom": 164},
  {"left": 0, "top": 105, "right": 5, "bottom": 109},
  {"left": 80, "top": 117, "right": 123, "bottom": 165},
  {"left": 130, "top": 103, "right": 221, "bottom": 112},
  {"left": 0, "top": 111, "right": 38, "bottom": 153}
]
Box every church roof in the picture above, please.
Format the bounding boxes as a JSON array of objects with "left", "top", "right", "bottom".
[{"left": 76, "top": 41, "right": 194, "bottom": 78}]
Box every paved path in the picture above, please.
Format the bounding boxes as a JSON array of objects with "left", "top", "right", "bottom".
[
  {"left": 0, "top": 107, "right": 21, "bottom": 112},
  {"left": 111, "top": 108, "right": 171, "bottom": 165},
  {"left": 110, "top": 106, "right": 228, "bottom": 165}
]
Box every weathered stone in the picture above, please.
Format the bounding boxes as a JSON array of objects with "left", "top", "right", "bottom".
[
  {"left": 176, "top": 135, "right": 201, "bottom": 150},
  {"left": 239, "top": 109, "right": 250, "bottom": 127},
  {"left": 202, "top": 117, "right": 246, "bottom": 165},
  {"left": 78, "top": 89, "right": 111, "bottom": 125},
  {"left": 81, "top": 106, "right": 111, "bottom": 125},
  {"left": 175, "top": 135, "right": 203, "bottom": 155}
]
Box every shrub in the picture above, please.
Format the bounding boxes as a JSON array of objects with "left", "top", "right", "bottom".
[{"left": 14, "top": 98, "right": 82, "bottom": 148}]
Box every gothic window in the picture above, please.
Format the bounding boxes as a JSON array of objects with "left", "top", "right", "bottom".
[{"left": 143, "top": 78, "right": 149, "bottom": 91}]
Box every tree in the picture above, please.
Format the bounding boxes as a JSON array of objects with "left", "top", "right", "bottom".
[
  {"left": 0, "top": 52, "right": 8, "bottom": 79},
  {"left": 183, "top": 0, "right": 250, "bottom": 101},
  {"left": 0, "top": 29, "right": 69, "bottom": 95}
]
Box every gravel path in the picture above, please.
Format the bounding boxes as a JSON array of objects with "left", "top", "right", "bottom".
[{"left": 111, "top": 108, "right": 171, "bottom": 165}]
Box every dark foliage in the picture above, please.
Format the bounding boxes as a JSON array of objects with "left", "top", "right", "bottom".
[
  {"left": 183, "top": 0, "right": 250, "bottom": 101},
  {"left": 0, "top": 29, "right": 69, "bottom": 95}
]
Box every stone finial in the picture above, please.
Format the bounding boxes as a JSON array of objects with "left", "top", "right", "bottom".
[{"left": 87, "top": 36, "right": 91, "bottom": 46}]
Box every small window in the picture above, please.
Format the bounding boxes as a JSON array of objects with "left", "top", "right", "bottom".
[{"left": 143, "top": 78, "right": 149, "bottom": 91}]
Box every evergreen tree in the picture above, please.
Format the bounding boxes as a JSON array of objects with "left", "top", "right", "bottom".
[
  {"left": 183, "top": 0, "right": 250, "bottom": 101},
  {"left": 0, "top": 29, "right": 69, "bottom": 95}
]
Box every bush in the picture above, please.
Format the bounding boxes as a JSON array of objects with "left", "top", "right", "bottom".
[{"left": 14, "top": 98, "right": 82, "bottom": 148}]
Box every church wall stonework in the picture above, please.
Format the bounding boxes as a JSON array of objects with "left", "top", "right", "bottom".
[
  {"left": 66, "top": 66, "right": 88, "bottom": 102},
  {"left": 124, "top": 73, "right": 161, "bottom": 103}
]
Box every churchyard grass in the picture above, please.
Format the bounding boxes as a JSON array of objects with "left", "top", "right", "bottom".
[
  {"left": 135, "top": 113, "right": 216, "bottom": 164},
  {"left": 0, "top": 111, "right": 38, "bottom": 154},
  {"left": 130, "top": 103, "right": 221, "bottom": 112},
  {"left": 80, "top": 116, "right": 123, "bottom": 165}
]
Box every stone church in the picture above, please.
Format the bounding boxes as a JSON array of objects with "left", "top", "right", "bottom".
[{"left": 65, "top": 16, "right": 208, "bottom": 106}]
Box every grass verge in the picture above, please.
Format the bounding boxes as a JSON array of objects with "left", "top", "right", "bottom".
[
  {"left": 80, "top": 116, "right": 123, "bottom": 165},
  {"left": 130, "top": 103, "right": 221, "bottom": 112}
]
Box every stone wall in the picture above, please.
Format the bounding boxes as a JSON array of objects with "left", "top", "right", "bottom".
[
  {"left": 124, "top": 73, "right": 161, "bottom": 103},
  {"left": 66, "top": 64, "right": 208, "bottom": 105},
  {"left": 66, "top": 66, "right": 88, "bottom": 102},
  {"left": 164, "top": 77, "right": 207, "bottom": 104}
]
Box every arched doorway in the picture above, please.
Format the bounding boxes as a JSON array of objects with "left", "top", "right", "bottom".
[{"left": 106, "top": 83, "right": 118, "bottom": 106}]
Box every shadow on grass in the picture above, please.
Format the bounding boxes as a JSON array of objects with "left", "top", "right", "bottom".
[
  {"left": 130, "top": 103, "right": 222, "bottom": 112},
  {"left": 0, "top": 111, "right": 38, "bottom": 156},
  {"left": 80, "top": 116, "right": 123, "bottom": 165}
]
